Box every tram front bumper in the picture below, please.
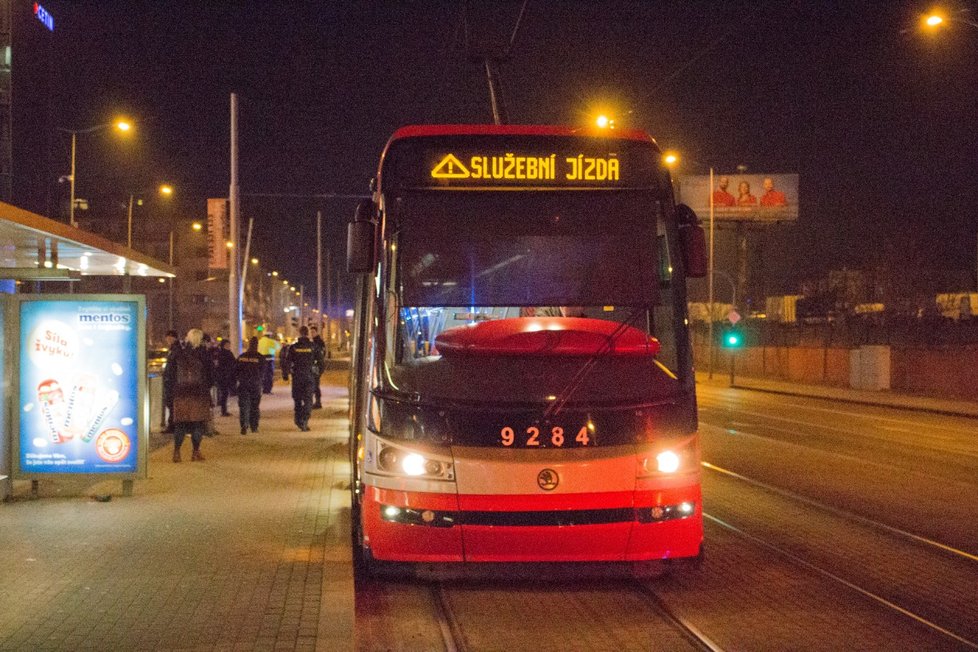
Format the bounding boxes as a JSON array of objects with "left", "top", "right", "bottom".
[{"left": 362, "top": 485, "right": 702, "bottom": 563}]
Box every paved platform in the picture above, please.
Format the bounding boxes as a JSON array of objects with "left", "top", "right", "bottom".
[{"left": 0, "top": 371, "right": 354, "bottom": 652}]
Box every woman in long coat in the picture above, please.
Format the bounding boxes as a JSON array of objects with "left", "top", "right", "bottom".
[{"left": 172, "top": 328, "right": 214, "bottom": 462}]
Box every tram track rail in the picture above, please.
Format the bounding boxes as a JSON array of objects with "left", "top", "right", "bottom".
[
  {"left": 431, "top": 582, "right": 466, "bottom": 652},
  {"left": 628, "top": 582, "right": 725, "bottom": 651},
  {"left": 702, "top": 460, "right": 978, "bottom": 563},
  {"left": 703, "top": 511, "right": 978, "bottom": 649},
  {"left": 701, "top": 459, "right": 978, "bottom": 647},
  {"left": 430, "top": 578, "right": 725, "bottom": 652}
]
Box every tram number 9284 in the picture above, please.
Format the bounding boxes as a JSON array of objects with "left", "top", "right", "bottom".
[{"left": 499, "top": 425, "right": 592, "bottom": 448}]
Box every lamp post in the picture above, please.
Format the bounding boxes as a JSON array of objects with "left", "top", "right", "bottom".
[
  {"left": 921, "top": 11, "right": 978, "bottom": 291},
  {"left": 663, "top": 152, "right": 719, "bottom": 377},
  {"left": 62, "top": 119, "right": 133, "bottom": 227},
  {"left": 168, "top": 230, "right": 175, "bottom": 331},
  {"left": 127, "top": 184, "right": 173, "bottom": 249}
]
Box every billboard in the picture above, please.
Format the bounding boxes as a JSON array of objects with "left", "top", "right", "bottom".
[
  {"left": 12, "top": 296, "right": 147, "bottom": 478},
  {"left": 207, "top": 198, "right": 228, "bottom": 269},
  {"left": 678, "top": 173, "right": 799, "bottom": 222}
]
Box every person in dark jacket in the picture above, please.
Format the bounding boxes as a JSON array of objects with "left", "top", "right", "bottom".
[
  {"left": 283, "top": 326, "right": 315, "bottom": 431},
  {"left": 161, "top": 329, "right": 180, "bottom": 433},
  {"left": 172, "top": 328, "right": 213, "bottom": 462},
  {"left": 310, "top": 326, "right": 326, "bottom": 409},
  {"left": 214, "top": 339, "right": 237, "bottom": 416},
  {"left": 235, "top": 336, "right": 265, "bottom": 435}
]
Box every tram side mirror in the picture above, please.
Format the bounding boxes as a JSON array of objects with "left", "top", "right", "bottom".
[
  {"left": 676, "top": 203, "right": 707, "bottom": 278},
  {"left": 347, "top": 199, "right": 377, "bottom": 274}
]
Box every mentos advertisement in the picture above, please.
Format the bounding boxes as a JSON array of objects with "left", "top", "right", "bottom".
[{"left": 18, "top": 299, "right": 141, "bottom": 474}]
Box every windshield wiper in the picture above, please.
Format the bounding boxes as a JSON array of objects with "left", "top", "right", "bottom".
[{"left": 543, "top": 306, "right": 646, "bottom": 418}]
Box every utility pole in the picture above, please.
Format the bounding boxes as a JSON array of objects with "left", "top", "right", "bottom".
[
  {"left": 317, "top": 210, "right": 323, "bottom": 329},
  {"left": 228, "top": 93, "right": 242, "bottom": 354},
  {"left": 707, "top": 167, "right": 716, "bottom": 379},
  {"left": 326, "top": 249, "right": 333, "bottom": 349},
  {"left": 168, "top": 230, "right": 174, "bottom": 331}
]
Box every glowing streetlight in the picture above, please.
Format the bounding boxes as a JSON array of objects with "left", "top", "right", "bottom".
[
  {"left": 251, "top": 257, "right": 259, "bottom": 265},
  {"left": 921, "top": 9, "right": 978, "bottom": 31},
  {"left": 595, "top": 115, "right": 611, "bottom": 129},
  {"left": 662, "top": 151, "right": 680, "bottom": 168},
  {"left": 62, "top": 118, "right": 135, "bottom": 228},
  {"left": 191, "top": 222, "right": 203, "bottom": 231},
  {"left": 128, "top": 183, "right": 173, "bottom": 248}
]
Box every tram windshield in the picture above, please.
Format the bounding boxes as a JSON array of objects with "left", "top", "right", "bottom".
[
  {"left": 394, "top": 191, "right": 659, "bottom": 307},
  {"left": 383, "top": 190, "right": 682, "bottom": 407}
]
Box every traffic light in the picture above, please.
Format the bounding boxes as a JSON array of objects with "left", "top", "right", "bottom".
[
  {"left": 721, "top": 326, "right": 744, "bottom": 349},
  {"left": 256, "top": 324, "right": 264, "bottom": 333}
]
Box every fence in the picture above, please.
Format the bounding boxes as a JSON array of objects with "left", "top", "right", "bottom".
[{"left": 691, "top": 322, "right": 978, "bottom": 402}]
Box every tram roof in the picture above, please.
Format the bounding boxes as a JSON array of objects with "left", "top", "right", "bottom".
[
  {"left": 387, "top": 124, "right": 658, "bottom": 146},
  {"left": 0, "top": 201, "right": 176, "bottom": 281}
]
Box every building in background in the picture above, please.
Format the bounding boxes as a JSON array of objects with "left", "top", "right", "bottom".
[{"left": 1, "top": 0, "right": 59, "bottom": 215}]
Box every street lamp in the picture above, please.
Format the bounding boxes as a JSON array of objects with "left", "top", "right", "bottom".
[
  {"left": 664, "top": 151, "right": 722, "bottom": 378},
  {"left": 922, "top": 10, "right": 978, "bottom": 31},
  {"left": 62, "top": 119, "right": 134, "bottom": 228},
  {"left": 919, "top": 10, "right": 978, "bottom": 291},
  {"left": 127, "top": 184, "right": 174, "bottom": 249}
]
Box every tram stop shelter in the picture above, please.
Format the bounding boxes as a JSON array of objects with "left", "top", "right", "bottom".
[{"left": 0, "top": 200, "right": 176, "bottom": 501}]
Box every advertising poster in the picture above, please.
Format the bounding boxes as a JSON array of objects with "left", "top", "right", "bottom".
[
  {"left": 16, "top": 298, "right": 143, "bottom": 475},
  {"left": 678, "top": 173, "right": 799, "bottom": 223},
  {"left": 0, "top": 297, "right": 8, "bottom": 499},
  {"left": 207, "top": 198, "right": 228, "bottom": 270}
]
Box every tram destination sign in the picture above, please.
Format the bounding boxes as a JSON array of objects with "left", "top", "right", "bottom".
[{"left": 389, "top": 137, "right": 660, "bottom": 189}]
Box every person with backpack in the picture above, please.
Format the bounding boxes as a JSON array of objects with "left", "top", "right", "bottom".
[{"left": 171, "top": 328, "right": 213, "bottom": 462}]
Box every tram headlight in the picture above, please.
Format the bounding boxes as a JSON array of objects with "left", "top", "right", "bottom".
[
  {"left": 374, "top": 441, "right": 454, "bottom": 481},
  {"left": 656, "top": 450, "right": 681, "bottom": 474},
  {"left": 401, "top": 453, "right": 426, "bottom": 476},
  {"left": 637, "top": 436, "right": 699, "bottom": 478}
]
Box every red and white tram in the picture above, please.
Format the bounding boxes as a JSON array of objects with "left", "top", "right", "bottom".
[{"left": 347, "top": 125, "right": 706, "bottom": 571}]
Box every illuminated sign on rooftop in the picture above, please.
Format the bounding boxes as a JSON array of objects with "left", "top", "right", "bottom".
[{"left": 33, "top": 3, "right": 55, "bottom": 32}]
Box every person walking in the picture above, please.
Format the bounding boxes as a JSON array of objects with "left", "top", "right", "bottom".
[
  {"left": 257, "top": 331, "right": 279, "bottom": 394},
  {"left": 235, "top": 336, "right": 265, "bottom": 435},
  {"left": 214, "top": 339, "right": 237, "bottom": 417},
  {"left": 310, "top": 325, "right": 326, "bottom": 409},
  {"left": 283, "top": 326, "right": 315, "bottom": 431},
  {"left": 161, "top": 329, "right": 180, "bottom": 433},
  {"left": 171, "top": 328, "right": 213, "bottom": 462}
]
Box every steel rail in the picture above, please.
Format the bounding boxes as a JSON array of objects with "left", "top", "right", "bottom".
[
  {"left": 702, "top": 461, "right": 978, "bottom": 563},
  {"left": 704, "top": 512, "right": 978, "bottom": 649},
  {"left": 630, "top": 582, "right": 726, "bottom": 652},
  {"left": 430, "top": 583, "right": 465, "bottom": 652}
]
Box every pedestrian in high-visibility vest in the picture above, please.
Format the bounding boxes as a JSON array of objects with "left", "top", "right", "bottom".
[{"left": 257, "top": 332, "right": 278, "bottom": 394}]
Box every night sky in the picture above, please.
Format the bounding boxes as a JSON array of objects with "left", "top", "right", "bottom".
[{"left": 41, "top": 1, "right": 978, "bottom": 302}]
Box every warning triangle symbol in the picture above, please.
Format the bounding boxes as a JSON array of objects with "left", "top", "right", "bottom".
[{"left": 431, "top": 154, "right": 470, "bottom": 179}]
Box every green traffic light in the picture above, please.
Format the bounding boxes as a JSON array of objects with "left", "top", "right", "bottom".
[{"left": 723, "top": 330, "right": 743, "bottom": 348}]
